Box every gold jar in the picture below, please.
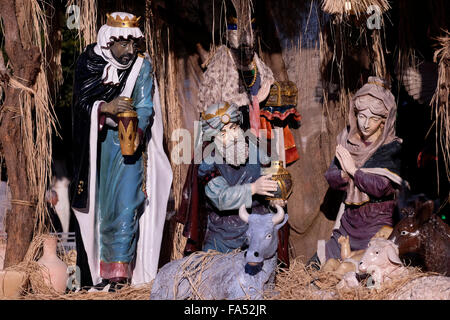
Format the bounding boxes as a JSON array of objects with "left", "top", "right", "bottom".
[
  {"left": 261, "top": 161, "right": 293, "bottom": 200},
  {"left": 117, "top": 109, "right": 138, "bottom": 156}
]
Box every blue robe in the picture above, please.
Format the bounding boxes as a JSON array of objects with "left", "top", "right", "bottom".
[
  {"left": 97, "top": 59, "right": 153, "bottom": 264},
  {"left": 199, "top": 142, "right": 271, "bottom": 253}
]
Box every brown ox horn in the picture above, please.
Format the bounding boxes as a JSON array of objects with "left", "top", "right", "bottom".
[
  {"left": 272, "top": 205, "right": 285, "bottom": 225},
  {"left": 239, "top": 204, "right": 250, "bottom": 223}
]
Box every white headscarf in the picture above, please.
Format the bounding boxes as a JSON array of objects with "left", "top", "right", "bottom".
[{"left": 94, "top": 12, "right": 144, "bottom": 85}]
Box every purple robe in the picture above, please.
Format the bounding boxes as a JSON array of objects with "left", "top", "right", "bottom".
[{"left": 324, "top": 167, "right": 396, "bottom": 260}]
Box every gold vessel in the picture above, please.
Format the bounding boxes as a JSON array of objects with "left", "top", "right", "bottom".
[
  {"left": 265, "top": 81, "right": 298, "bottom": 107},
  {"left": 261, "top": 161, "right": 293, "bottom": 200},
  {"left": 117, "top": 109, "right": 138, "bottom": 156}
]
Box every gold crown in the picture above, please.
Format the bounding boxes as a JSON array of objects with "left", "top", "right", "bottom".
[
  {"left": 106, "top": 13, "right": 141, "bottom": 28},
  {"left": 202, "top": 102, "right": 231, "bottom": 122}
]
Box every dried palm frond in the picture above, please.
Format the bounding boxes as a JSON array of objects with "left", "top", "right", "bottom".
[
  {"left": 431, "top": 31, "right": 450, "bottom": 182},
  {"left": 322, "top": 0, "right": 390, "bottom": 18},
  {"left": 145, "top": 1, "right": 185, "bottom": 260},
  {"left": 320, "top": 0, "right": 390, "bottom": 122},
  {"left": 67, "top": 0, "right": 97, "bottom": 50}
]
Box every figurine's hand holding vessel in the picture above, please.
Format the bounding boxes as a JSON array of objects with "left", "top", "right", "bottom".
[
  {"left": 251, "top": 174, "right": 278, "bottom": 197},
  {"left": 101, "top": 96, "right": 134, "bottom": 116}
]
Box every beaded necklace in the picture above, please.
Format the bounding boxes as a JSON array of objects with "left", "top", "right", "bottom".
[{"left": 242, "top": 61, "right": 258, "bottom": 89}]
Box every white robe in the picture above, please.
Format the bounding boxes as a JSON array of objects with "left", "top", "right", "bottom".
[{"left": 73, "top": 56, "right": 173, "bottom": 285}]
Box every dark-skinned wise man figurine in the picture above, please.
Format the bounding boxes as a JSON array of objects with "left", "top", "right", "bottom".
[
  {"left": 70, "top": 12, "right": 172, "bottom": 291},
  {"left": 197, "top": 1, "right": 301, "bottom": 165}
]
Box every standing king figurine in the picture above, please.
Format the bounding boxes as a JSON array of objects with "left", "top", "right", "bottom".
[{"left": 70, "top": 12, "right": 172, "bottom": 290}]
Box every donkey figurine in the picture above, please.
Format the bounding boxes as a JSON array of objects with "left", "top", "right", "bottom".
[{"left": 389, "top": 199, "right": 450, "bottom": 276}]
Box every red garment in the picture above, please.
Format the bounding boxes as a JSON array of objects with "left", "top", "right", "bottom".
[
  {"left": 176, "top": 154, "right": 290, "bottom": 267},
  {"left": 100, "top": 261, "right": 130, "bottom": 279},
  {"left": 249, "top": 96, "right": 261, "bottom": 137},
  {"left": 259, "top": 117, "right": 300, "bottom": 165},
  {"left": 176, "top": 162, "right": 208, "bottom": 255}
]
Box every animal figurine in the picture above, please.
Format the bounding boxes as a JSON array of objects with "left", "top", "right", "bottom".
[
  {"left": 322, "top": 226, "right": 393, "bottom": 277},
  {"left": 336, "top": 271, "right": 360, "bottom": 289},
  {"left": 389, "top": 199, "right": 450, "bottom": 276},
  {"left": 337, "top": 237, "right": 406, "bottom": 289},
  {"left": 358, "top": 238, "right": 407, "bottom": 285},
  {"left": 150, "top": 205, "right": 288, "bottom": 300}
]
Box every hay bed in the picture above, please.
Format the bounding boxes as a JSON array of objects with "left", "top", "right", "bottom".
[
  {"left": 3, "top": 253, "right": 441, "bottom": 300},
  {"left": 267, "top": 257, "right": 440, "bottom": 300}
]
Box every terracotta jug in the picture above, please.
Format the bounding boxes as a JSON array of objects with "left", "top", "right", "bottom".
[
  {"left": 37, "top": 235, "right": 68, "bottom": 293},
  {"left": 0, "top": 270, "right": 27, "bottom": 298}
]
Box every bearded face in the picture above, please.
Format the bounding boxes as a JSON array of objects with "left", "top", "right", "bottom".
[
  {"left": 214, "top": 123, "right": 249, "bottom": 167},
  {"left": 226, "top": 16, "right": 256, "bottom": 67},
  {"left": 109, "top": 38, "right": 139, "bottom": 65}
]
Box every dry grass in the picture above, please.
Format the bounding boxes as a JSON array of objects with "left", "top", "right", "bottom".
[
  {"left": 431, "top": 31, "right": 450, "bottom": 183},
  {"left": 146, "top": 0, "right": 186, "bottom": 260},
  {"left": 4, "top": 241, "right": 442, "bottom": 301},
  {"left": 1, "top": 233, "right": 153, "bottom": 300},
  {"left": 268, "top": 257, "right": 440, "bottom": 300},
  {"left": 17, "top": 282, "right": 154, "bottom": 301},
  {"left": 2, "top": 0, "right": 58, "bottom": 234},
  {"left": 2, "top": 234, "right": 60, "bottom": 297},
  {"left": 319, "top": 0, "right": 390, "bottom": 123},
  {"left": 321, "top": 0, "right": 390, "bottom": 17},
  {"left": 171, "top": 250, "right": 233, "bottom": 300},
  {"left": 67, "top": 0, "right": 97, "bottom": 49}
]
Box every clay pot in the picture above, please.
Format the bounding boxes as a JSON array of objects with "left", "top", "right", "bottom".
[
  {"left": 37, "top": 236, "right": 68, "bottom": 293},
  {"left": 0, "top": 270, "right": 27, "bottom": 298},
  {"left": 0, "top": 240, "right": 5, "bottom": 270}
]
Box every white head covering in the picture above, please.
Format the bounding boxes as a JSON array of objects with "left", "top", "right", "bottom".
[{"left": 94, "top": 12, "right": 144, "bottom": 85}]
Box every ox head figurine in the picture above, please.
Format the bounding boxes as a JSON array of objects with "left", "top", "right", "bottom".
[{"left": 239, "top": 204, "right": 288, "bottom": 275}]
